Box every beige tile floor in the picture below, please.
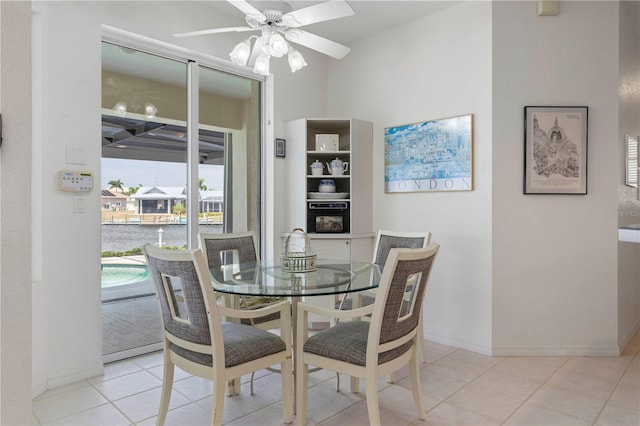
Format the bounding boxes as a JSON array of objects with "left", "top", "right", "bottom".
[{"left": 33, "top": 330, "right": 639, "bottom": 425}]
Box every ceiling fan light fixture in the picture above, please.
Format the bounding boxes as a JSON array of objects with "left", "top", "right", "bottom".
[
  {"left": 268, "top": 33, "right": 288, "bottom": 57},
  {"left": 113, "top": 101, "right": 127, "bottom": 117},
  {"left": 144, "top": 103, "right": 158, "bottom": 118},
  {"left": 288, "top": 47, "right": 307, "bottom": 72},
  {"left": 253, "top": 52, "right": 271, "bottom": 75},
  {"left": 229, "top": 38, "right": 252, "bottom": 66}
]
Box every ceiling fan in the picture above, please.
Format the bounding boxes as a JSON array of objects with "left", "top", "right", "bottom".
[{"left": 174, "top": 0, "right": 355, "bottom": 75}]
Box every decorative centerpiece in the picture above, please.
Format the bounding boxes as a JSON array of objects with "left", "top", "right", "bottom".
[{"left": 281, "top": 228, "right": 317, "bottom": 272}]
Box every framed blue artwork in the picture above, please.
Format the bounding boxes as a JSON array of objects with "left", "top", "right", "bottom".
[{"left": 384, "top": 114, "right": 473, "bottom": 193}]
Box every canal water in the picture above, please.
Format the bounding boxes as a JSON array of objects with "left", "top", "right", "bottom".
[{"left": 102, "top": 224, "right": 222, "bottom": 252}]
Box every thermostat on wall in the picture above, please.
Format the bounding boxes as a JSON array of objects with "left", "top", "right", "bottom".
[{"left": 58, "top": 170, "right": 93, "bottom": 192}]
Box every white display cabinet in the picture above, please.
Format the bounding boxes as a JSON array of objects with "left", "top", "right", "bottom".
[{"left": 284, "top": 118, "right": 374, "bottom": 262}]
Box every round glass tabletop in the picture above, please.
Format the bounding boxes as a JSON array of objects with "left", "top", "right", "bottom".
[{"left": 209, "top": 259, "right": 380, "bottom": 297}]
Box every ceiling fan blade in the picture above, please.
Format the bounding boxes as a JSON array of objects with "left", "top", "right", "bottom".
[
  {"left": 226, "top": 0, "right": 266, "bottom": 22},
  {"left": 282, "top": 0, "right": 354, "bottom": 27},
  {"left": 284, "top": 29, "right": 351, "bottom": 59},
  {"left": 173, "top": 26, "right": 256, "bottom": 38}
]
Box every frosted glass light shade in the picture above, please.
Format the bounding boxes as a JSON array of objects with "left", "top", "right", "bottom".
[
  {"left": 229, "top": 39, "right": 252, "bottom": 66},
  {"left": 253, "top": 53, "right": 270, "bottom": 75},
  {"left": 288, "top": 48, "right": 307, "bottom": 72},
  {"left": 268, "top": 34, "right": 288, "bottom": 58}
]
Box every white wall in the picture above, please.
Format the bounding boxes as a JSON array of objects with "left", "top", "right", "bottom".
[
  {"left": 1, "top": 1, "right": 33, "bottom": 422},
  {"left": 325, "top": 1, "right": 494, "bottom": 354},
  {"left": 617, "top": 0, "right": 640, "bottom": 347},
  {"left": 492, "top": 1, "right": 621, "bottom": 355}
]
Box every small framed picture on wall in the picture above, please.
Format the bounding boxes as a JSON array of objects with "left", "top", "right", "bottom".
[
  {"left": 524, "top": 106, "right": 588, "bottom": 195},
  {"left": 275, "top": 138, "right": 286, "bottom": 158}
]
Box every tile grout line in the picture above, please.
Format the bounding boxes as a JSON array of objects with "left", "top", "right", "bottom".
[
  {"left": 497, "top": 355, "right": 573, "bottom": 425},
  {"left": 591, "top": 347, "right": 640, "bottom": 426}
]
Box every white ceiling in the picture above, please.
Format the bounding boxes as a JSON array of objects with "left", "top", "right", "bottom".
[
  {"left": 199, "top": 1, "right": 458, "bottom": 45},
  {"left": 102, "top": 1, "right": 458, "bottom": 99}
]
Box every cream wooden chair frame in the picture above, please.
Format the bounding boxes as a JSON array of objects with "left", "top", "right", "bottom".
[
  {"left": 296, "top": 245, "right": 439, "bottom": 426},
  {"left": 199, "top": 231, "right": 284, "bottom": 394},
  {"left": 341, "top": 229, "right": 432, "bottom": 363},
  {"left": 143, "top": 244, "right": 293, "bottom": 426}
]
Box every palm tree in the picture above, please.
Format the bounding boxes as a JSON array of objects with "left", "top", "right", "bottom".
[
  {"left": 199, "top": 178, "right": 208, "bottom": 191},
  {"left": 107, "top": 179, "right": 124, "bottom": 193},
  {"left": 126, "top": 183, "right": 143, "bottom": 196}
]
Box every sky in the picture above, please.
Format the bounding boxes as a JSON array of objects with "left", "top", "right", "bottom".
[{"left": 101, "top": 158, "right": 224, "bottom": 190}]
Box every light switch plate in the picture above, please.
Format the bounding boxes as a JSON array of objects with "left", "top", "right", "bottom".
[{"left": 73, "top": 196, "right": 85, "bottom": 214}]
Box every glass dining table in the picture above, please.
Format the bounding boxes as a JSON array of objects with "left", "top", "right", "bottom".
[
  {"left": 209, "top": 258, "right": 380, "bottom": 299},
  {"left": 209, "top": 258, "right": 381, "bottom": 330},
  {"left": 209, "top": 258, "right": 381, "bottom": 401}
]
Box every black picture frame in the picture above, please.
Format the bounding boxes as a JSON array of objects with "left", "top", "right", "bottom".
[
  {"left": 524, "top": 106, "right": 588, "bottom": 194},
  {"left": 275, "top": 138, "right": 286, "bottom": 158}
]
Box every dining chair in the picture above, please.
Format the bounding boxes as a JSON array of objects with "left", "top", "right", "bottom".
[
  {"left": 199, "top": 231, "right": 285, "bottom": 394},
  {"left": 336, "top": 229, "right": 432, "bottom": 363},
  {"left": 143, "top": 244, "right": 293, "bottom": 426},
  {"left": 296, "top": 244, "right": 440, "bottom": 426},
  {"left": 199, "top": 231, "right": 284, "bottom": 330}
]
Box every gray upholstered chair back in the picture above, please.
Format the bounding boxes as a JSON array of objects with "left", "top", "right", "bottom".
[
  {"left": 144, "top": 244, "right": 219, "bottom": 365},
  {"left": 374, "top": 231, "right": 431, "bottom": 272},
  {"left": 375, "top": 246, "right": 438, "bottom": 346},
  {"left": 200, "top": 232, "right": 258, "bottom": 269}
]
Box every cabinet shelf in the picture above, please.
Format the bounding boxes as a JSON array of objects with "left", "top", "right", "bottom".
[{"left": 307, "top": 150, "right": 351, "bottom": 155}]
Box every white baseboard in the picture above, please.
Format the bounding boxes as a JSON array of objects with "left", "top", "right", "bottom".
[
  {"left": 424, "top": 333, "right": 492, "bottom": 356},
  {"left": 424, "top": 332, "right": 623, "bottom": 357},
  {"left": 491, "top": 345, "right": 621, "bottom": 357},
  {"left": 44, "top": 362, "right": 105, "bottom": 392}
]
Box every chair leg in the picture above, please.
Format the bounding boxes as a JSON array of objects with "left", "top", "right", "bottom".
[
  {"left": 409, "top": 346, "right": 426, "bottom": 420},
  {"left": 226, "top": 378, "right": 240, "bottom": 396},
  {"left": 295, "top": 360, "right": 308, "bottom": 426},
  {"left": 364, "top": 374, "right": 381, "bottom": 426},
  {"left": 350, "top": 376, "right": 359, "bottom": 393},
  {"left": 419, "top": 312, "right": 428, "bottom": 363},
  {"left": 281, "top": 356, "right": 294, "bottom": 424},
  {"left": 157, "top": 355, "right": 174, "bottom": 426},
  {"left": 212, "top": 374, "right": 226, "bottom": 426}
]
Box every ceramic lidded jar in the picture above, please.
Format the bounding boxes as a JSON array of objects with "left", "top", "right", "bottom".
[
  {"left": 310, "top": 160, "right": 324, "bottom": 176},
  {"left": 318, "top": 179, "right": 336, "bottom": 193}
]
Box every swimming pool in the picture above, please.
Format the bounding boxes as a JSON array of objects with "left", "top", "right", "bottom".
[{"left": 101, "top": 264, "right": 151, "bottom": 287}]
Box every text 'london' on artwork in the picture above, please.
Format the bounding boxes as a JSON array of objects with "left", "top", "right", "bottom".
[
  {"left": 524, "top": 106, "right": 588, "bottom": 195},
  {"left": 384, "top": 114, "right": 473, "bottom": 193}
]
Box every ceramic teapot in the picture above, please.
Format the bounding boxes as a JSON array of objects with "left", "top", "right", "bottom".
[
  {"left": 326, "top": 157, "right": 349, "bottom": 176},
  {"left": 310, "top": 160, "right": 324, "bottom": 176}
]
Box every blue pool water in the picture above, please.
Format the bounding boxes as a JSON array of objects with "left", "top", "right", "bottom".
[{"left": 101, "top": 264, "right": 150, "bottom": 288}]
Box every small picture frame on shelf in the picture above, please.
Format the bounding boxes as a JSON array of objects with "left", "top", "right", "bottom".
[
  {"left": 275, "top": 138, "right": 286, "bottom": 158},
  {"left": 315, "top": 134, "right": 339, "bottom": 151}
]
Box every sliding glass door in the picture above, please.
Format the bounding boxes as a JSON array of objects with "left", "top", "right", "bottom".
[{"left": 100, "top": 41, "right": 262, "bottom": 362}]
